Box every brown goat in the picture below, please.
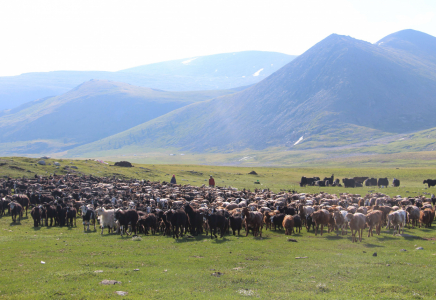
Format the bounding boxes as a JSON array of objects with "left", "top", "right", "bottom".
[
  {"left": 242, "top": 207, "right": 263, "bottom": 237},
  {"left": 282, "top": 215, "right": 294, "bottom": 235},
  {"left": 312, "top": 209, "right": 330, "bottom": 236},
  {"left": 420, "top": 209, "right": 433, "bottom": 228}
]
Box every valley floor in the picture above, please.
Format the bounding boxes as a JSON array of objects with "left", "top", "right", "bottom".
[
  {"left": 0, "top": 157, "right": 436, "bottom": 299},
  {"left": 0, "top": 211, "right": 435, "bottom": 299}
]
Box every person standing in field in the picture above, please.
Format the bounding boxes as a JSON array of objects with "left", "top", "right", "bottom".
[
  {"left": 209, "top": 175, "right": 215, "bottom": 187},
  {"left": 170, "top": 175, "right": 177, "bottom": 184}
]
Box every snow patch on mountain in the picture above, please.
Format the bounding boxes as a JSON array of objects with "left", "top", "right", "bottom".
[
  {"left": 253, "top": 68, "right": 264, "bottom": 76},
  {"left": 182, "top": 57, "right": 198, "bottom": 65},
  {"left": 294, "top": 136, "right": 303, "bottom": 145}
]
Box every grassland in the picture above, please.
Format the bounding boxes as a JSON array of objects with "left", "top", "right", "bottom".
[
  {"left": 1, "top": 156, "right": 436, "bottom": 197},
  {"left": 1, "top": 157, "right": 436, "bottom": 299},
  {"left": 1, "top": 199, "right": 436, "bottom": 299}
]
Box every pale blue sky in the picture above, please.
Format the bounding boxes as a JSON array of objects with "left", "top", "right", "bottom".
[{"left": 0, "top": 0, "right": 435, "bottom": 76}]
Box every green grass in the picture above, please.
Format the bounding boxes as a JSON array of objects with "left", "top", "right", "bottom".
[
  {"left": 1, "top": 157, "right": 436, "bottom": 298},
  {"left": 0, "top": 208, "right": 435, "bottom": 299},
  {"left": 2, "top": 156, "right": 436, "bottom": 198}
]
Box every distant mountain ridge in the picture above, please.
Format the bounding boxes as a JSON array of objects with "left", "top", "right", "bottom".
[
  {"left": 0, "top": 51, "right": 296, "bottom": 110},
  {"left": 0, "top": 80, "right": 240, "bottom": 153},
  {"left": 121, "top": 51, "right": 294, "bottom": 77},
  {"left": 67, "top": 29, "right": 436, "bottom": 156}
]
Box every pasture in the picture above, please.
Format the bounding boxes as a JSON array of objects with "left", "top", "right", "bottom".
[
  {"left": 1, "top": 157, "right": 436, "bottom": 299},
  {"left": 1, "top": 156, "right": 436, "bottom": 197},
  {"left": 0, "top": 207, "right": 435, "bottom": 299}
]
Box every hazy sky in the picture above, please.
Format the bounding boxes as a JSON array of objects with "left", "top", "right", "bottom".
[{"left": 1, "top": 0, "right": 435, "bottom": 76}]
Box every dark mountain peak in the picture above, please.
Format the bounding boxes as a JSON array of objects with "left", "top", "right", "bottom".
[{"left": 376, "top": 29, "right": 436, "bottom": 60}]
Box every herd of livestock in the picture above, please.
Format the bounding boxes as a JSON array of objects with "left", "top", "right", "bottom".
[
  {"left": 1, "top": 174, "right": 435, "bottom": 243},
  {"left": 300, "top": 174, "right": 401, "bottom": 188}
]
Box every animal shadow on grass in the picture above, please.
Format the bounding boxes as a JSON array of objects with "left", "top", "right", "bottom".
[
  {"left": 253, "top": 235, "right": 271, "bottom": 240},
  {"left": 374, "top": 234, "right": 397, "bottom": 241},
  {"left": 362, "top": 243, "right": 383, "bottom": 248},
  {"left": 212, "top": 237, "right": 232, "bottom": 244},
  {"left": 399, "top": 234, "right": 425, "bottom": 241},
  {"left": 32, "top": 226, "right": 41, "bottom": 231},
  {"left": 174, "top": 235, "right": 232, "bottom": 243},
  {"left": 98, "top": 233, "right": 117, "bottom": 238},
  {"left": 9, "top": 222, "right": 21, "bottom": 226},
  {"left": 325, "top": 235, "right": 344, "bottom": 240}
]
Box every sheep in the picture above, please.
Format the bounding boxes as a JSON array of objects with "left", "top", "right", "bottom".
[
  {"left": 347, "top": 213, "right": 366, "bottom": 242},
  {"left": 386, "top": 210, "right": 407, "bottom": 235},
  {"left": 365, "top": 210, "right": 383, "bottom": 237},
  {"left": 95, "top": 207, "right": 116, "bottom": 234},
  {"left": 333, "top": 210, "right": 347, "bottom": 236}
]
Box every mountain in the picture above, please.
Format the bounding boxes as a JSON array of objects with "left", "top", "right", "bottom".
[
  {"left": 121, "top": 51, "right": 294, "bottom": 78},
  {"left": 0, "top": 80, "right": 240, "bottom": 153},
  {"left": 68, "top": 30, "right": 436, "bottom": 156},
  {"left": 0, "top": 51, "right": 296, "bottom": 110},
  {"left": 376, "top": 29, "right": 436, "bottom": 64}
]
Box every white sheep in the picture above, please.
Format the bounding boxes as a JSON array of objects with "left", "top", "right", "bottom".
[{"left": 95, "top": 207, "right": 116, "bottom": 235}]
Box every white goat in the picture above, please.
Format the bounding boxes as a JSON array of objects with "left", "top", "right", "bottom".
[{"left": 95, "top": 207, "right": 116, "bottom": 235}]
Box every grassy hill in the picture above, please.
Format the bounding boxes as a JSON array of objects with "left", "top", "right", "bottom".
[
  {"left": 0, "top": 80, "right": 240, "bottom": 154},
  {"left": 0, "top": 51, "right": 295, "bottom": 110}
]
